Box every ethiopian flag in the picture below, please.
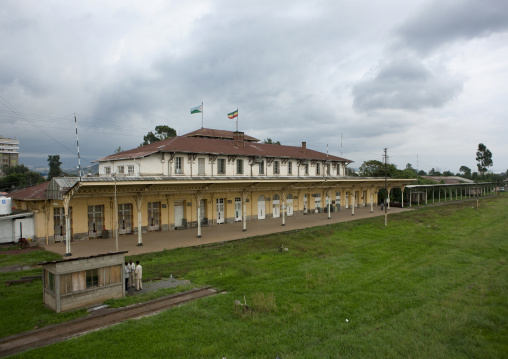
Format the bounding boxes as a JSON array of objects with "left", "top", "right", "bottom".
[
  {"left": 190, "top": 104, "right": 203, "bottom": 114},
  {"left": 228, "top": 110, "right": 238, "bottom": 119}
]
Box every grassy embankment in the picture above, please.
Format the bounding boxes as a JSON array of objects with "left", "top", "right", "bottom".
[{"left": 2, "top": 195, "right": 507, "bottom": 358}]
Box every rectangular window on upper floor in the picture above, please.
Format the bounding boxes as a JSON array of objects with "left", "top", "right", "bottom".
[
  {"left": 326, "top": 164, "right": 331, "bottom": 176},
  {"left": 218, "top": 158, "right": 226, "bottom": 174},
  {"left": 175, "top": 157, "right": 183, "bottom": 174},
  {"left": 236, "top": 159, "right": 244, "bottom": 175},
  {"left": 316, "top": 163, "right": 320, "bottom": 176},
  {"left": 288, "top": 161, "right": 292, "bottom": 175},
  {"left": 117, "top": 166, "right": 124, "bottom": 174},
  {"left": 274, "top": 160, "right": 280, "bottom": 175},
  {"left": 259, "top": 160, "right": 265, "bottom": 175},
  {"left": 105, "top": 166, "right": 111, "bottom": 175},
  {"left": 128, "top": 165, "right": 134, "bottom": 175}
]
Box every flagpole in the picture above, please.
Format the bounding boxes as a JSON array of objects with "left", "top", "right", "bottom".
[
  {"left": 201, "top": 102, "right": 204, "bottom": 128},
  {"left": 236, "top": 108, "right": 238, "bottom": 132}
]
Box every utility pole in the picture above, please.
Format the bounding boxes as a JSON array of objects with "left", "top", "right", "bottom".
[{"left": 383, "top": 148, "right": 388, "bottom": 226}]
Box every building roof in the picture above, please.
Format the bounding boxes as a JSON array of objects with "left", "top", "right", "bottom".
[
  {"left": 423, "top": 176, "right": 474, "bottom": 184},
  {"left": 6, "top": 182, "right": 50, "bottom": 201},
  {"left": 183, "top": 128, "right": 259, "bottom": 142},
  {"left": 95, "top": 133, "right": 352, "bottom": 163}
]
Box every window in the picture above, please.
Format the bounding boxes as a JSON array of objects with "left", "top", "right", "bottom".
[
  {"left": 86, "top": 268, "right": 99, "bottom": 289},
  {"left": 326, "top": 164, "right": 331, "bottom": 176},
  {"left": 304, "top": 164, "right": 309, "bottom": 175},
  {"left": 127, "top": 165, "right": 134, "bottom": 175},
  {"left": 46, "top": 271, "right": 55, "bottom": 292},
  {"left": 218, "top": 158, "right": 226, "bottom": 174},
  {"left": 175, "top": 157, "right": 183, "bottom": 174},
  {"left": 236, "top": 159, "right": 244, "bottom": 175},
  {"left": 316, "top": 163, "right": 320, "bottom": 176},
  {"left": 288, "top": 161, "right": 292, "bottom": 175},
  {"left": 274, "top": 160, "right": 280, "bottom": 175},
  {"left": 117, "top": 166, "right": 124, "bottom": 174},
  {"left": 259, "top": 160, "right": 265, "bottom": 175},
  {"left": 105, "top": 166, "right": 111, "bottom": 175}
]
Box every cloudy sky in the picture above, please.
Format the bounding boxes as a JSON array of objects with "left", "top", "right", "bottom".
[{"left": 1, "top": 0, "right": 507, "bottom": 175}]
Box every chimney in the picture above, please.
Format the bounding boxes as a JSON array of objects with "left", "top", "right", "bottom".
[
  {"left": 302, "top": 142, "right": 306, "bottom": 152},
  {"left": 234, "top": 131, "right": 245, "bottom": 148}
]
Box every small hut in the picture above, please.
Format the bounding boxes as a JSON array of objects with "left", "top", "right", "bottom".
[{"left": 40, "top": 251, "right": 127, "bottom": 313}]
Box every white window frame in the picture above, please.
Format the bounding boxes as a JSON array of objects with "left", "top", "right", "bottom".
[
  {"left": 218, "top": 158, "right": 226, "bottom": 175},
  {"left": 127, "top": 165, "right": 134, "bottom": 175},
  {"left": 316, "top": 163, "right": 320, "bottom": 176},
  {"left": 288, "top": 161, "right": 292, "bottom": 175},
  {"left": 117, "top": 166, "right": 124, "bottom": 174},
  {"left": 259, "top": 160, "right": 265, "bottom": 175},
  {"left": 274, "top": 160, "right": 280, "bottom": 175},
  {"left": 236, "top": 159, "right": 244, "bottom": 175},
  {"left": 175, "top": 157, "right": 183, "bottom": 174},
  {"left": 105, "top": 166, "right": 111, "bottom": 175}
]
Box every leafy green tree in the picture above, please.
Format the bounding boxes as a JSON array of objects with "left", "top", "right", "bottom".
[
  {"left": 114, "top": 146, "right": 123, "bottom": 154},
  {"left": 48, "top": 155, "right": 63, "bottom": 180},
  {"left": 442, "top": 170, "right": 454, "bottom": 176},
  {"left": 358, "top": 160, "right": 398, "bottom": 177},
  {"left": 476, "top": 143, "right": 493, "bottom": 176},
  {"left": 263, "top": 138, "right": 281, "bottom": 145},
  {"left": 141, "top": 125, "right": 177, "bottom": 146},
  {"left": 459, "top": 166, "right": 471, "bottom": 178},
  {"left": 0, "top": 164, "right": 45, "bottom": 191},
  {"left": 428, "top": 168, "right": 441, "bottom": 176},
  {"left": 417, "top": 170, "right": 427, "bottom": 176}
]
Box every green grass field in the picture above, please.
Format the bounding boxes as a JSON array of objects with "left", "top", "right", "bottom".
[{"left": 3, "top": 195, "right": 507, "bottom": 358}]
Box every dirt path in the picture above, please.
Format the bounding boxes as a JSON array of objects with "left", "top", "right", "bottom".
[{"left": 0, "top": 287, "right": 217, "bottom": 357}]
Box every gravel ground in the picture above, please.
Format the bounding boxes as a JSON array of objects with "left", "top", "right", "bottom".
[{"left": 126, "top": 277, "right": 191, "bottom": 296}]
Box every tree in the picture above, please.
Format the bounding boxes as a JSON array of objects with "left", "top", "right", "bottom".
[
  {"left": 417, "top": 170, "right": 427, "bottom": 176},
  {"left": 114, "top": 146, "right": 123, "bottom": 154},
  {"left": 428, "top": 168, "right": 441, "bottom": 176},
  {"left": 263, "top": 138, "right": 281, "bottom": 145},
  {"left": 48, "top": 155, "right": 63, "bottom": 180},
  {"left": 0, "top": 164, "right": 45, "bottom": 192},
  {"left": 141, "top": 125, "right": 177, "bottom": 146},
  {"left": 442, "top": 170, "right": 454, "bottom": 176},
  {"left": 476, "top": 143, "right": 493, "bottom": 176},
  {"left": 459, "top": 165, "right": 471, "bottom": 178},
  {"left": 358, "top": 160, "right": 397, "bottom": 177}
]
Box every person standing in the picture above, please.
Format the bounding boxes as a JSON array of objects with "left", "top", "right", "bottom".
[
  {"left": 135, "top": 261, "right": 143, "bottom": 291},
  {"left": 128, "top": 260, "right": 135, "bottom": 288},
  {"left": 124, "top": 262, "right": 130, "bottom": 292}
]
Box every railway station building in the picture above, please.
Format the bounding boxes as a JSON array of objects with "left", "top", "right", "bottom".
[{"left": 8, "top": 128, "right": 414, "bottom": 253}]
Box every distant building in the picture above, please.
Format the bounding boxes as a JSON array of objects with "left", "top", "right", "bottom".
[{"left": 0, "top": 137, "right": 19, "bottom": 169}]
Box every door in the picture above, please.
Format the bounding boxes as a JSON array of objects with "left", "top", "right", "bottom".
[
  {"left": 148, "top": 202, "right": 161, "bottom": 231},
  {"left": 235, "top": 197, "right": 242, "bottom": 222},
  {"left": 216, "top": 198, "right": 225, "bottom": 224},
  {"left": 345, "top": 192, "right": 349, "bottom": 209},
  {"left": 304, "top": 194, "right": 308, "bottom": 214},
  {"left": 88, "top": 205, "right": 104, "bottom": 238},
  {"left": 257, "top": 195, "right": 265, "bottom": 220},
  {"left": 273, "top": 194, "right": 280, "bottom": 218},
  {"left": 118, "top": 203, "right": 132, "bottom": 234},
  {"left": 53, "top": 207, "right": 72, "bottom": 242},
  {"left": 199, "top": 200, "right": 205, "bottom": 224},
  {"left": 174, "top": 202, "right": 184, "bottom": 227},
  {"left": 335, "top": 192, "right": 341, "bottom": 212},
  {"left": 286, "top": 194, "right": 293, "bottom": 216}
]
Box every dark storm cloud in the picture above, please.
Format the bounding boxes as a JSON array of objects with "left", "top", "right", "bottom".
[
  {"left": 352, "top": 57, "right": 463, "bottom": 112},
  {"left": 394, "top": 0, "right": 508, "bottom": 54}
]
